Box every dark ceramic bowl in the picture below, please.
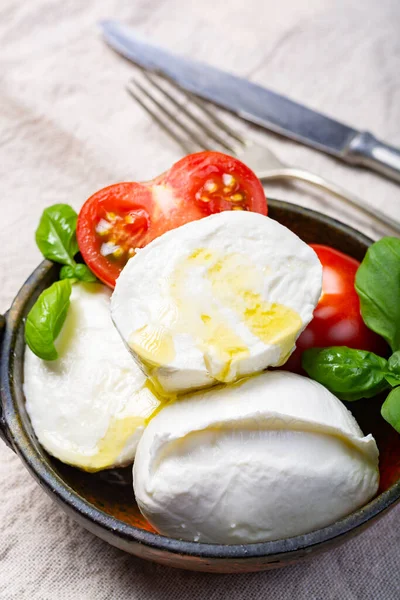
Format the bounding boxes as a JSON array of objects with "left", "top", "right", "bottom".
[{"left": 1, "top": 200, "right": 399, "bottom": 573}]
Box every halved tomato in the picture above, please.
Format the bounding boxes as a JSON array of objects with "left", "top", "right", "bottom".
[
  {"left": 284, "top": 244, "right": 388, "bottom": 373},
  {"left": 165, "top": 151, "right": 268, "bottom": 216},
  {"left": 76, "top": 152, "right": 267, "bottom": 287}
]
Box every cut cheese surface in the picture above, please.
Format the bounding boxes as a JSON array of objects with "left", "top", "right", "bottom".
[
  {"left": 111, "top": 211, "right": 322, "bottom": 394},
  {"left": 24, "top": 283, "right": 161, "bottom": 472}
]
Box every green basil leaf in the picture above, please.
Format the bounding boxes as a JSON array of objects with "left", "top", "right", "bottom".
[
  {"left": 302, "top": 346, "right": 390, "bottom": 401},
  {"left": 355, "top": 237, "right": 400, "bottom": 353},
  {"left": 388, "top": 350, "right": 400, "bottom": 374},
  {"left": 35, "top": 204, "right": 78, "bottom": 267},
  {"left": 381, "top": 387, "right": 400, "bottom": 433},
  {"left": 384, "top": 351, "right": 400, "bottom": 386},
  {"left": 60, "top": 263, "right": 97, "bottom": 282},
  {"left": 384, "top": 374, "right": 400, "bottom": 387},
  {"left": 25, "top": 279, "right": 72, "bottom": 361}
]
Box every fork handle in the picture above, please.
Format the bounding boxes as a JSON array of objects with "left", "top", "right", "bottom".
[{"left": 258, "top": 167, "right": 400, "bottom": 235}]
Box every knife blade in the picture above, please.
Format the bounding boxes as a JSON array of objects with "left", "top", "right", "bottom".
[{"left": 101, "top": 20, "right": 400, "bottom": 183}]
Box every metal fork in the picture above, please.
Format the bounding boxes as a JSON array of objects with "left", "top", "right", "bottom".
[{"left": 126, "top": 73, "right": 400, "bottom": 235}]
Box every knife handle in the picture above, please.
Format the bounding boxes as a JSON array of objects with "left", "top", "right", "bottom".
[{"left": 344, "top": 131, "right": 400, "bottom": 184}]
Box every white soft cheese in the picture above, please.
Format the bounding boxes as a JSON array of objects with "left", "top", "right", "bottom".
[
  {"left": 133, "top": 371, "right": 379, "bottom": 544},
  {"left": 24, "top": 283, "right": 161, "bottom": 472},
  {"left": 111, "top": 212, "right": 322, "bottom": 394}
]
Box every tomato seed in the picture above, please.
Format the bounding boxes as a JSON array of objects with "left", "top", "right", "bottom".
[
  {"left": 230, "top": 193, "right": 244, "bottom": 202},
  {"left": 222, "top": 173, "right": 235, "bottom": 187},
  {"left": 204, "top": 180, "right": 218, "bottom": 193},
  {"left": 95, "top": 219, "right": 112, "bottom": 235},
  {"left": 106, "top": 212, "right": 117, "bottom": 222}
]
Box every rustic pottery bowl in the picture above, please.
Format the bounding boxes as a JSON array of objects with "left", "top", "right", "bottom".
[{"left": 1, "top": 199, "right": 399, "bottom": 573}]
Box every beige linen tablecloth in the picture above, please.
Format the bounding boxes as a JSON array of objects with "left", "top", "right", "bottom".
[{"left": 1, "top": 1, "right": 399, "bottom": 598}]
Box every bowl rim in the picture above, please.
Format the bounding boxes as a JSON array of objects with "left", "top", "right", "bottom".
[{"left": 1, "top": 199, "right": 400, "bottom": 560}]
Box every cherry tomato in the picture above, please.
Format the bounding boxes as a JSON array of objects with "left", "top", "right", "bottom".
[
  {"left": 77, "top": 152, "right": 267, "bottom": 287},
  {"left": 285, "top": 244, "right": 387, "bottom": 373},
  {"left": 166, "top": 151, "right": 268, "bottom": 216}
]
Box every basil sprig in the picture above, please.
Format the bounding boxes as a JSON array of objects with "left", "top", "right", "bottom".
[
  {"left": 35, "top": 204, "right": 97, "bottom": 282},
  {"left": 386, "top": 351, "right": 400, "bottom": 386},
  {"left": 60, "top": 263, "right": 97, "bottom": 282},
  {"left": 302, "top": 237, "right": 400, "bottom": 434},
  {"left": 25, "top": 280, "right": 72, "bottom": 361},
  {"left": 381, "top": 387, "right": 400, "bottom": 433},
  {"left": 302, "top": 347, "right": 390, "bottom": 401},
  {"left": 36, "top": 204, "right": 79, "bottom": 267},
  {"left": 25, "top": 204, "right": 97, "bottom": 360},
  {"left": 355, "top": 237, "right": 400, "bottom": 353}
]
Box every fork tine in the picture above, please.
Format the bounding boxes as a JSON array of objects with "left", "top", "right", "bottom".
[
  {"left": 130, "top": 79, "right": 209, "bottom": 153},
  {"left": 187, "top": 94, "right": 246, "bottom": 146},
  {"left": 130, "top": 76, "right": 214, "bottom": 152},
  {"left": 144, "top": 72, "right": 238, "bottom": 154},
  {"left": 126, "top": 83, "right": 196, "bottom": 155}
]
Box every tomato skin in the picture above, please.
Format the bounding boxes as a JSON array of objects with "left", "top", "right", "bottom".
[
  {"left": 77, "top": 152, "right": 267, "bottom": 287},
  {"left": 76, "top": 182, "right": 154, "bottom": 288},
  {"left": 285, "top": 244, "right": 387, "bottom": 373}
]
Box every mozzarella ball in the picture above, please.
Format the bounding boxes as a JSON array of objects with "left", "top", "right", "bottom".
[
  {"left": 111, "top": 212, "right": 322, "bottom": 394},
  {"left": 133, "top": 371, "right": 379, "bottom": 544},
  {"left": 24, "top": 283, "right": 161, "bottom": 472}
]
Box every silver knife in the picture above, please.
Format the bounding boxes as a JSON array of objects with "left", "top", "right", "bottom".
[{"left": 101, "top": 20, "right": 400, "bottom": 184}]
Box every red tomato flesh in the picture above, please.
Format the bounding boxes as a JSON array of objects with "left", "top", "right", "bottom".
[
  {"left": 285, "top": 244, "right": 387, "bottom": 373},
  {"left": 166, "top": 151, "right": 268, "bottom": 216},
  {"left": 77, "top": 152, "right": 267, "bottom": 287}
]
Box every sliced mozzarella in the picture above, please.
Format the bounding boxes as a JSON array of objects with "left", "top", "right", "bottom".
[
  {"left": 24, "top": 283, "right": 161, "bottom": 472},
  {"left": 111, "top": 211, "right": 322, "bottom": 394},
  {"left": 133, "top": 371, "right": 379, "bottom": 544}
]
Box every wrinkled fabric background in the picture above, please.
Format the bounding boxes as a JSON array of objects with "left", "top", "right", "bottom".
[{"left": 1, "top": 1, "right": 400, "bottom": 598}]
